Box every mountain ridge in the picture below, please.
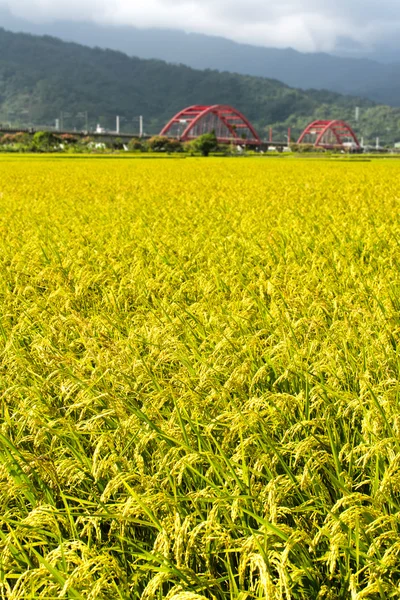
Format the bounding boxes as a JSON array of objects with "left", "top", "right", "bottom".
[{"left": 1, "top": 7, "right": 400, "bottom": 105}]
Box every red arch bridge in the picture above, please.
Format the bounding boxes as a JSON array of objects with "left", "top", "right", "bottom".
[
  {"left": 160, "top": 107, "right": 361, "bottom": 151},
  {"left": 160, "top": 105, "right": 262, "bottom": 146},
  {"left": 297, "top": 120, "right": 361, "bottom": 150}
]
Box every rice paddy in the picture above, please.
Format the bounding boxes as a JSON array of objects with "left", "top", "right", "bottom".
[{"left": 1, "top": 155, "right": 400, "bottom": 599}]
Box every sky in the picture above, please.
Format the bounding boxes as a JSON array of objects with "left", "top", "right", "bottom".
[{"left": 1, "top": 0, "right": 399, "bottom": 53}]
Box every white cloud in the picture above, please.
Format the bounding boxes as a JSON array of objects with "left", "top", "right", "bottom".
[
  {"left": 1, "top": 0, "right": 109, "bottom": 21},
  {"left": 1, "top": 0, "right": 400, "bottom": 52}
]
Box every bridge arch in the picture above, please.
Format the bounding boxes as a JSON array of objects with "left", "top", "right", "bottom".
[
  {"left": 160, "top": 105, "right": 261, "bottom": 145},
  {"left": 297, "top": 120, "right": 360, "bottom": 150}
]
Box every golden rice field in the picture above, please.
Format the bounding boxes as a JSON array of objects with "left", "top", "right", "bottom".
[{"left": 1, "top": 154, "right": 400, "bottom": 599}]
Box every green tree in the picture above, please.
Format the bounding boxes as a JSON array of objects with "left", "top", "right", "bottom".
[
  {"left": 148, "top": 136, "right": 170, "bottom": 152},
  {"left": 165, "top": 138, "right": 183, "bottom": 153},
  {"left": 128, "top": 138, "right": 146, "bottom": 152},
  {"left": 191, "top": 132, "right": 219, "bottom": 157},
  {"left": 148, "top": 136, "right": 183, "bottom": 153},
  {"left": 32, "top": 131, "right": 60, "bottom": 152}
]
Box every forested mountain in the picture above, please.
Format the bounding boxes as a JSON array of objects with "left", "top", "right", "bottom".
[
  {"left": 2, "top": 7, "right": 400, "bottom": 105},
  {"left": 1, "top": 28, "right": 399, "bottom": 145}
]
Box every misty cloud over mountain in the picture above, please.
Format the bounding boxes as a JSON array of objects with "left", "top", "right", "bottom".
[{"left": 1, "top": 0, "right": 400, "bottom": 55}]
